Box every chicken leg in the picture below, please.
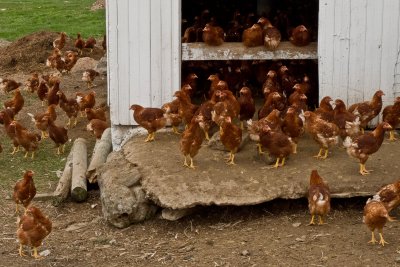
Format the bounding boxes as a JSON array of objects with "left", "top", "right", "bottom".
[
  {"left": 378, "top": 230, "right": 388, "bottom": 246},
  {"left": 32, "top": 247, "right": 41, "bottom": 259},
  {"left": 144, "top": 132, "right": 155, "bottom": 142},
  {"left": 183, "top": 156, "right": 189, "bottom": 167},
  {"left": 19, "top": 244, "right": 26, "bottom": 257},
  {"left": 226, "top": 151, "right": 236, "bottom": 165},
  {"left": 280, "top": 157, "right": 286, "bottom": 167},
  {"left": 189, "top": 156, "right": 195, "bottom": 169},
  {"left": 172, "top": 126, "right": 181, "bottom": 135},
  {"left": 313, "top": 148, "right": 323, "bottom": 159},
  {"left": 293, "top": 143, "right": 298, "bottom": 154},
  {"left": 318, "top": 215, "right": 325, "bottom": 225},
  {"left": 389, "top": 131, "right": 397, "bottom": 141},
  {"left": 11, "top": 146, "right": 19, "bottom": 155},
  {"left": 359, "top": 163, "right": 372, "bottom": 175},
  {"left": 271, "top": 157, "right": 280, "bottom": 168},
  {"left": 309, "top": 214, "right": 315, "bottom": 225},
  {"left": 368, "top": 231, "right": 377, "bottom": 244}
]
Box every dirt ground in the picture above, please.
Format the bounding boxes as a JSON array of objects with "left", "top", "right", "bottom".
[{"left": 2, "top": 32, "right": 400, "bottom": 267}]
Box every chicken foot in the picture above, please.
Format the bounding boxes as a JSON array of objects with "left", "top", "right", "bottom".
[
  {"left": 11, "top": 146, "right": 20, "bottom": 155},
  {"left": 314, "top": 148, "right": 329, "bottom": 159},
  {"left": 24, "top": 151, "right": 35, "bottom": 159},
  {"left": 183, "top": 156, "right": 196, "bottom": 169},
  {"left": 389, "top": 130, "right": 397, "bottom": 141},
  {"left": 172, "top": 126, "right": 181, "bottom": 135},
  {"left": 309, "top": 214, "right": 315, "bottom": 225},
  {"left": 226, "top": 152, "right": 236, "bottom": 165},
  {"left": 378, "top": 231, "right": 388, "bottom": 246},
  {"left": 18, "top": 244, "right": 26, "bottom": 257},
  {"left": 41, "top": 130, "right": 48, "bottom": 139},
  {"left": 368, "top": 231, "right": 377, "bottom": 244},
  {"left": 257, "top": 144, "right": 264, "bottom": 155},
  {"left": 359, "top": 163, "right": 373, "bottom": 175},
  {"left": 144, "top": 132, "right": 155, "bottom": 142},
  {"left": 293, "top": 143, "right": 298, "bottom": 154},
  {"left": 32, "top": 247, "right": 41, "bottom": 259}
]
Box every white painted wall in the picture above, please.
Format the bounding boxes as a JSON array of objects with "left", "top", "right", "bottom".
[
  {"left": 106, "top": 0, "right": 181, "bottom": 126},
  {"left": 319, "top": 0, "right": 400, "bottom": 110}
]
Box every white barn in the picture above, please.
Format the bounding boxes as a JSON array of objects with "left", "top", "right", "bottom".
[{"left": 106, "top": 0, "right": 400, "bottom": 149}]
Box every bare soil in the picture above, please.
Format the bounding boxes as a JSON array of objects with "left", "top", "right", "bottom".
[{"left": 1, "top": 31, "right": 400, "bottom": 267}]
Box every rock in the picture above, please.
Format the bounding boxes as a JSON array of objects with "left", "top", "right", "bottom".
[
  {"left": 65, "top": 222, "right": 88, "bottom": 232},
  {"left": 39, "top": 249, "right": 51, "bottom": 257},
  {"left": 295, "top": 235, "right": 306, "bottom": 242},
  {"left": 208, "top": 132, "right": 250, "bottom": 151},
  {"left": 95, "top": 56, "right": 107, "bottom": 76},
  {"left": 70, "top": 57, "right": 98, "bottom": 73},
  {"left": 395, "top": 257, "right": 400, "bottom": 263},
  {"left": 292, "top": 222, "right": 301, "bottom": 228},
  {"left": 161, "top": 208, "right": 197, "bottom": 221},
  {"left": 240, "top": 250, "right": 250, "bottom": 256},
  {"left": 97, "top": 152, "right": 158, "bottom": 228}
]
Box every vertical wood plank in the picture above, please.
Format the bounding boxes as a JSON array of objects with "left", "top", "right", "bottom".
[
  {"left": 161, "top": 0, "right": 173, "bottom": 106},
  {"left": 394, "top": 3, "right": 400, "bottom": 97},
  {"left": 170, "top": 0, "right": 181, "bottom": 103},
  {"left": 363, "top": 0, "right": 383, "bottom": 100},
  {"left": 318, "top": 0, "right": 335, "bottom": 101},
  {"left": 106, "top": 0, "right": 119, "bottom": 124},
  {"left": 139, "top": 0, "right": 152, "bottom": 108},
  {"left": 380, "top": 0, "right": 400, "bottom": 101},
  {"left": 332, "top": 0, "right": 350, "bottom": 103},
  {"left": 348, "top": 0, "right": 367, "bottom": 105},
  {"left": 150, "top": 0, "right": 162, "bottom": 107}
]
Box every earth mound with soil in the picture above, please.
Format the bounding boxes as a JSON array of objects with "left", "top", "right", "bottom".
[{"left": 0, "top": 31, "right": 105, "bottom": 74}]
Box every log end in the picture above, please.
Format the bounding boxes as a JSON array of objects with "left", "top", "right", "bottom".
[{"left": 71, "top": 187, "right": 88, "bottom": 202}]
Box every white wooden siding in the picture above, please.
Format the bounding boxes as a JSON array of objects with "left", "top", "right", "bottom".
[
  {"left": 319, "top": 0, "right": 400, "bottom": 109},
  {"left": 107, "top": 0, "right": 181, "bottom": 125}
]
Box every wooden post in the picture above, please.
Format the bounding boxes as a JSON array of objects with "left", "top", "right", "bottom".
[
  {"left": 71, "top": 138, "right": 88, "bottom": 202},
  {"left": 53, "top": 148, "right": 74, "bottom": 204},
  {"left": 86, "top": 128, "right": 112, "bottom": 183}
]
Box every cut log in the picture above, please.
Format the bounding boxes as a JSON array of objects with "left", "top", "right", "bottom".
[
  {"left": 86, "top": 128, "right": 112, "bottom": 183},
  {"left": 71, "top": 138, "right": 88, "bottom": 202},
  {"left": 53, "top": 148, "right": 74, "bottom": 205}
]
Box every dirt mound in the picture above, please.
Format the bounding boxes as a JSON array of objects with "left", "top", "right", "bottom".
[
  {"left": 91, "top": 0, "right": 105, "bottom": 11},
  {"left": 0, "top": 31, "right": 105, "bottom": 74}
]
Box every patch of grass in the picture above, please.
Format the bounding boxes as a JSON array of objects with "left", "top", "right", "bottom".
[
  {"left": 0, "top": 0, "right": 105, "bottom": 41},
  {"left": 0, "top": 135, "right": 72, "bottom": 196}
]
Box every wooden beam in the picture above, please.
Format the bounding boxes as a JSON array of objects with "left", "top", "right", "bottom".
[{"left": 182, "top": 42, "right": 317, "bottom": 61}]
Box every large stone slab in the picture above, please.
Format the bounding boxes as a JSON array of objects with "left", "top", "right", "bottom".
[{"left": 122, "top": 131, "right": 400, "bottom": 210}]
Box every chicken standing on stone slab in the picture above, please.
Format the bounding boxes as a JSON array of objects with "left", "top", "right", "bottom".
[
  {"left": 129, "top": 104, "right": 167, "bottom": 142},
  {"left": 373, "top": 180, "right": 400, "bottom": 220},
  {"left": 82, "top": 69, "right": 100, "bottom": 89},
  {"left": 10, "top": 121, "right": 41, "bottom": 159},
  {"left": 333, "top": 99, "right": 360, "bottom": 141},
  {"left": 247, "top": 109, "right": 282, "bottom": 155},
  {"left": 303, "top": 111, "right": 340, "bottom": 159},
  {"left": 282, "top": 107, "right": 304, "bottom": 153},
  {"left": 180, "top": 115, "right": 205, "bottom": 169},
  {"left": 27, "top": 104, "right": 57, "bottom": 139},
  {"left": 162, "top": 98, "right": 182, "bottom": 134},
  {"left": 343, "top": 122, "right": 392, "bottom": 175},
  {"left": 363, "top": 198, "right": 393, "bottom": 246},
  {"left": 174, "top": 90, "right": 198, "bottom": 127},
  {"left": 202, "top": 23, "right": 224, "bottom": 46},
  {"left": 25, "top": 73, "right": 39, "bottom": 93},
  {"left": 314, "top": 96, "right": 334, "bottom": 122},
  {"left": 193, "top": 99, "right": 215, "bottom": 141},
  {"left": 242, "top": 23, "right": 263, "bottom": 47},
  {"left": 382, "top": 96, "right": 400, "bottom": 141},
  {"left": 289, "top": 25, "right": 310, "bottom": 46},
  {"left": 217, "top": 88, "right": 240, "bottom": 119},
  {"left": 348, "top": 90, "right": 385, "bottom": 133},
  {"left": 17, "top": 206, "right": 52, "bottom": 259},
  {"left": 57, "top": 90, "right": 79, "bottom": 128},
  {"left": 308, "top": 170, "right": 330, "bottom": 225},
  {"left": 13, "top": 170, "right": 36, "bottom": 213},
  {"left": 217, "top": 116, "right": 242, "bottom": 165},
  {"left": 238, "top": 87, "right": 255, "bottom": 130},
  {"left": 4, "top": 88, "right": 24, "bottom": 115},
  {"left": 259, "top": 125, "right": 295, "bottom": 168},
  {"left": 0, "top": 78, "right": 23, "bottom": 93}
]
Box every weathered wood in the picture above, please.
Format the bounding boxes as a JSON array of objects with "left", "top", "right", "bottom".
[
  {"left": 181, "top": 42, "right": 318, "bottom": 61},
  {"left": 86, "top": 128, "right": 112, "bottom": 183},
  {"left": 71, "top": 138, "right": 88, "bottom": 202},
  {"left": 53, "top": 148, "right": 74, "bottom": 204}
]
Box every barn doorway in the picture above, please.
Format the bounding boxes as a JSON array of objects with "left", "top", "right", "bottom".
[{"left": 180, "top": 0, "right": 319, "bottom": 111}]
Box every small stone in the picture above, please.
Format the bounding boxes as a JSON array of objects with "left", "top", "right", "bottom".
[
  {"left": 292, "top": 222, "right": 301, "bottom": 228},
  {"left": 295, "top": 235, "right": 306, "bottom": 242},
  {"left": 39, "top": 249, "right": 51, "bottom": 257},
  {"left": 395, "top": 257, "right": 400, "bottom": 263},
  {"left": 109, "top": 239, "right": 116, "bottom": 245},
  {"left": 240, "top": 250, "right": 250, "bottom": 256},
  {"left": 65, "top": 222, "right": 88, "bottom": 232},
  {"left": 91, "top": 204, "right": 98, "bottom": 209}
]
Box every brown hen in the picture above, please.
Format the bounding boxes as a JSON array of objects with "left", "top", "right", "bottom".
[
  {"left": 363, "top": 198, "right": 393, "bottom": 246},
  {"left": 382, "top": 96, "right": 400, "bottom": 141},
  {"left": 308, "top": 170, "right": 330, "bottom": 225},
  {"left": 13, "top": 170, "right": 36, "bottom": 213},
  {"left": 129, "top": 104, "right": 167, "bottom": 142},
  {"left": 180, "top": 116, "right": 205, "bottom": 168}
]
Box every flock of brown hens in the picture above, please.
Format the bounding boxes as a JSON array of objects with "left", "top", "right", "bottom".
[
  {"left": 1, "top": 32, "right": 109, "bottom": 259},
  {"left": 131, "top": 56, "right": 400, "bottom": 248}
]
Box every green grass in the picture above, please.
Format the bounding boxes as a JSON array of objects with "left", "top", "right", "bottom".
[
  {"left": 0, "top": 135, "right": 72, "bottom": 196},
  {"left": 0, "top": 0, "right": 106, "bottom": 41}
]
